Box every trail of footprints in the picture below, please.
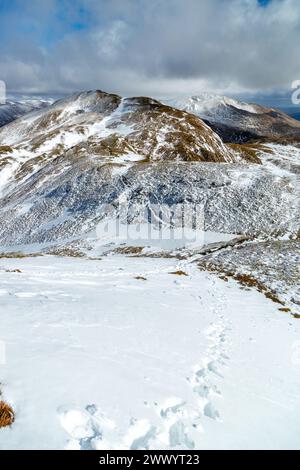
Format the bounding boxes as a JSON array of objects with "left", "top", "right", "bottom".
[
  {"left": 59, "top": 277, "right": 231, "bottom": 450},
  {"left": 192, "top": 321, "right": 228, "bottom": 421}
]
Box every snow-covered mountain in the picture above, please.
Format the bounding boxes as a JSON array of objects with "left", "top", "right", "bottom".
[
  {"left": 0, "top": 91, "right": 235, "bottom": 164},
  {"left": 0, "top": 90, "right": 299, "bottom": 451},
  {"left": 165, "top": 93, "right": 300, "bottom": 143},
  {"left": 0, "top": 97, "right": 53, "bottom": 128},
  {"left": 166, "top": 93, "right": 262, "bottom": 121},
  {"left": 0, "top": 90, "right": 299, "bottom": 248}
]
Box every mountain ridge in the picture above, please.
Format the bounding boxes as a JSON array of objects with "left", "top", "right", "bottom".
[
  {"left": 0, "top": 90, "right": 299, "bottom": 249},
  {"left": 165, "top": 93, "right": 300, "bottom": 143},
  {"left": 0, "top": 90, "right": 241, "bottom": 198},
  {"left": 0, "top": 97, "right": 54, "bottom": 128}
]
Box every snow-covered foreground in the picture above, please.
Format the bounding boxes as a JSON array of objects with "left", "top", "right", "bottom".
[{"left": 0, "top": 255, "right": 300, "bottom": 450}]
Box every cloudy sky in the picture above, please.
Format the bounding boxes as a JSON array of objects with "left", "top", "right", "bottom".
[{"left": 0, "top": 0, "right": 299, "bottom": 98}]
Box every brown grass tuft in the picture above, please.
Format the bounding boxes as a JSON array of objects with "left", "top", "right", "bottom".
[
  {"left": 114, "top": 246, "right": 144, "bottom": 255},
  {"left": 0, "top": 401, "right": 15, "bottom": 428},
  {"left": 228, "top": 143, "right": 263, "bottom": 164},
  {"left": 0, "top": 252, "right": 41, "bottom": 259},
  {"left": 46, "top": 247, "right": 85, "bottom": 258},
  {"left": 198, "top": 263, "right": 288, "bottom": 308},
  {"left": 169, "top": 270, "right": 188, "bottom": 276},
  {"left": 0, "top": 145, "right": 13, "bottom": 154}
]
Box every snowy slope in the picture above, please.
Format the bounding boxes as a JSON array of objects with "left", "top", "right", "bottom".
[
  {"left": 0, "top": 92, "right": 298, "bottom": 247},
  {"left": 0, "top": 255, "right": 299, "bottom": 450},
  {"left": 0, "top": 91, "right": 237, "bottom": 200},
  {"left": 0, "top": 90, "right": 299, "bottom": 452},
  {"left": 0, "top": 91, "right": 235, "bottom": 160},
  {"left": 0, "top": 143, "right": 298, "bottom": 247},
  {"left": 165, "top": 93, "right": 300, "bottom": 142},
  {"left": 166, "top": 93, "right": 262, "bottom": 121},
  {"left": 0, "top": 98, "right": 53, "bottom": 128}
]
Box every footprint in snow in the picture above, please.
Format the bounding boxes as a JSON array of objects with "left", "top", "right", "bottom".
[
  {"left": 59, "top": 405, "right": 158, "bottom": 450},
  {"left": 154, "top": 397, "right": 196, "bottom": 449},
  {"left": 59, "top": 404, "right": 106, "bottom": 450}
]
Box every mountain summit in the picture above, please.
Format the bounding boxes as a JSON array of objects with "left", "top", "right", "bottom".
[
  {"left": 0, "top": 90, "right": 298, "bottom": 248},
  {"left": 165, "top": 93, "right": 300, "bottom": 143},
  {"left": 0, "top": 90, "right": 236, "bottom": 171}
]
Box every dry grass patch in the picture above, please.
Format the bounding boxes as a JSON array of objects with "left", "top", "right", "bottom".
[
  {"left": 0, "top": 252, "right": 41, "bottom": 259},
  {"left": 229, "top": 143, "right": 263, "bottom": 164},
  {"left": 169, "top": 270, "right": 188, "bottom": 276},
  {"left": 46, "top": 247, "right": 85, "bottom": 258},
  {"left": 0, "top": 145, "right": 13, "bottom": 154},
  {"left": 198, "top": 263, "right": 287, "bottom": 307},
  {"left": 114, "top": 246, "right": 144, "bottom": 255},
  {"left": 226, "top": 272, "right": 283, "bottom": 305},
  {"left": 0, "top": 401, "right": 14, "bottom": 428}
]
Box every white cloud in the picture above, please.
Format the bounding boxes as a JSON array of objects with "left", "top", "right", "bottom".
[{"left": 1, "top": 0, "right": 300, "bottom": 97}]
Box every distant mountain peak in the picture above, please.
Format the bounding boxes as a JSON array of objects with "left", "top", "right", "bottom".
[
  {"left": 165, "top": 93, "right": 300, "bottom": 143},
  {"left": 0, "top": 97, "right": 54, "bottom": 128}
]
